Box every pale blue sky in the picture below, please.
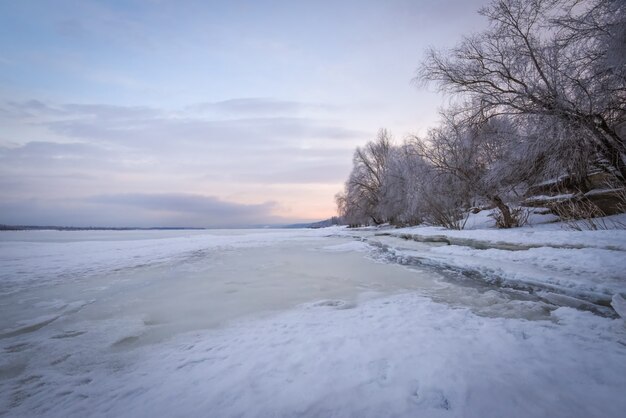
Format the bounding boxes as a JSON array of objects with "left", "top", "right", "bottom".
[{"left": 0, "top": 0, "right": 487, "bottom": 227}]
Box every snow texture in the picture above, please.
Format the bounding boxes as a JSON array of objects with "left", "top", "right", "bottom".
[
  {"left": 1, "top": 226, "right": 625, "bottom": 417},
  {"left": 2, "top": 294, "right": 625, "bottom": 418}
]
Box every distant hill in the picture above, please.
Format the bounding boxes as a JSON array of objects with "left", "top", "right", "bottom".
[
  {"left": 0, "top": 219, "right": 345, "bottom": 231},
  {"left": 0, "top": 225, "right": 206, "bottom": 231},
  {"left": 283, "top": 217, "right": 342, "bottom": 229}
]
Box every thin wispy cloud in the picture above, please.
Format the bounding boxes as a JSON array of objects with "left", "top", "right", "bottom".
[{"left": 187, "top": 98, "right": 336, "bottom": 116}]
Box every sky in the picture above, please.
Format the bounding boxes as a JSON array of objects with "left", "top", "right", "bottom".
[{"left": 0, "top": 0, "right": 487, "bottom": 228}]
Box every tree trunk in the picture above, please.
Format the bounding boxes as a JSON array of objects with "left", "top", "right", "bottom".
[
  {"left": 586, "top": 119, "right": 626, "bottom": 182},
  {"left": 491, "top": 195, "right": 515, "bottom": 228}
]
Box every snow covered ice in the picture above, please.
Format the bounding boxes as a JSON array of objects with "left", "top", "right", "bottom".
[{"left": 1, "top": 227, "right": 626, "bottom": 417}]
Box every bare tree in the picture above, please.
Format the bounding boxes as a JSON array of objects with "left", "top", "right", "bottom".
[
  {"left": 418, "top": 168, "right": 471, "bottom": 230},
  {"left": 340, "top": 129, "right": 393, "bottom": 225},
  {"left": 411, "top": 112, "right": 522, "bottom": 227},
  {"left": 337, "top": 0, "right": 626, "bottom": 229},
  {"left": 418, "top": 0, "right": 626, "bottom": 181},
  {"left": 382, "top": 142, "right": 431, "bottom": 225}
]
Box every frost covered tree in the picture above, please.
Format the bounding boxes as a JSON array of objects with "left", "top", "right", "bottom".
[
  {"left": 380, "top": 142, "right": 430, "bottom": 225},
  {"left": 417, "top": 168, "right": 472, "bottom": 230},
  {"left": 418, "top": 0, "right": 626, "bottom": 182},
  {"left": 411, "top": 112, "right": 522, "bottom": 227},
  {"left": 339, "top": 129, "right": 393, "bottom": 225},
  {"left": 338, "top": 0, "right": 626, "bottom": 229}
]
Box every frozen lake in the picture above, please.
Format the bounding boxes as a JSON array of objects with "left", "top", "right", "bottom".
[
  {"left": 0, "top": 229, "right": 445, "bottom": 343},
  {"left": 1, "top": 229, "right": 444, "bottom": 348},
  {"left": 1, "top": 228, "right": 625, "bottom": 417}
]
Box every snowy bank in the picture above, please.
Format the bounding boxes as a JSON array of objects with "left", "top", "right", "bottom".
[
  {"left": 391, "top": 212, "right": 626, "bottom": 251},
  {"left": 351, "top": 213, "right": 626, "bottom": 312}
]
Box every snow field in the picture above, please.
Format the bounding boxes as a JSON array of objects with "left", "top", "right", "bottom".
[
  {"left": 1, "top": 224, "right": 625, "bottom": 417},
  {"left": 3, "top": 293, "right": 625, "bottom": 417}
]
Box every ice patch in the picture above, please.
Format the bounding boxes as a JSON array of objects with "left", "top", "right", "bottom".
[
  {"left": 322, "top": 241, "right": 371, "bottom": 252},
  {"left": 307, "top": 299, "right": 357, "bottom": 310}
]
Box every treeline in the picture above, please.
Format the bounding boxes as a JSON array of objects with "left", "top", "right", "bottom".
[{"left": 336, "top": 0, "right": 625, "bottom": 229}]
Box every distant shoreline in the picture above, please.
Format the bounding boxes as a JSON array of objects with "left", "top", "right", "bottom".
[
  {"left": 0, "top": 217, "right": 341, "bottom": 231},
  {"left": 0, "top": 225, "right": 208, "bottom": 232}
]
